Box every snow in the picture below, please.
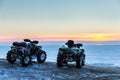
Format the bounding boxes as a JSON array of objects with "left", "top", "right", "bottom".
[{"left": 0, "top": 59, "right": 120, "bottom": 80}]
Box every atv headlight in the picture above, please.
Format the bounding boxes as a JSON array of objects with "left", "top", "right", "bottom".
[
  {"left": 78, "top": 49, "right": 82, "bottom": 53},
  {"left": 38, "top": 46, "right": 42, "bottom": 49},
  {"left": 59, "top": 50, "right": 63, "bottom": 54},
  {"left": 11, "top": 46, "right": 15, "bottom": 49}
]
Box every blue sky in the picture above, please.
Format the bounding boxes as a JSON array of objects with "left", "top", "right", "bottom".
[{"left": 0, "top": 0, "right": 120, "bottom": 41}]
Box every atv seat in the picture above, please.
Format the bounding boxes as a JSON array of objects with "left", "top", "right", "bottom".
[{"left": 13, "top": 42, "right": 27, "bottom": 47}]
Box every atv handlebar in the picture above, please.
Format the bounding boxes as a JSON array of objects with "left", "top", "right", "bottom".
[
  {"left": 24, "top": 39, "right": 39, "bottom": 44},
  {"left": 32, "top": 41, "right": 39, "bottom": 44},
  {"left": 24, "top": 39, "right": 31, "bottom": 42}
]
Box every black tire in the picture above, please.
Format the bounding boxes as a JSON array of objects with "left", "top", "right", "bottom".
[
  {"left": 82, "top": 54, "right": 85, "bottom": 66},
  {"left": 57, "top": 54, "right": 63, "bottom": 67},
  {"left": 20, "top": 55, "right": 31, "bottom": 67},
  {"left": 63, "top": 60, "right": 68, "bottom": 64},
  {"left": 7, "top": 51, "right": 17, "bottom": 64},
  {"left": 37, "top": 51, "right": 46, "bottom": 63},
  {"left": 76, "top": 55, "right": 82, "bottom": 68}
]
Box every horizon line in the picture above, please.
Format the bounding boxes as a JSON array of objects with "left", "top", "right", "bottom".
[{"left": 0, "top": 39, "right": 120, "bottom": 42}]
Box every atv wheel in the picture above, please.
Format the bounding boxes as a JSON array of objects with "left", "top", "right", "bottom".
[
  {"left": 76, "top": 55, "right": 82, "bottom": 68},
  {"left": 63, "top": 60, "right": 68, "bottom": 64},
  {"left": 7, "top": 51, "right": 17, "bottom": 64},
  {"left": 57, "top": 54, "right": 63, "bottom": 67},
  {"left": 37, "top": 51, "right": 46, "bottom": 63},
  {"left": 20, "top": 55, "right": 31, "bottom": 67},
  {"left": 82, "top": 54, "right": 85, "bottom": 66}
]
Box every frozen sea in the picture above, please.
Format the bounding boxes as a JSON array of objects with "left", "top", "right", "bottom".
[{"left": 0, "top": 42, "right": 120, "bottom": 66}]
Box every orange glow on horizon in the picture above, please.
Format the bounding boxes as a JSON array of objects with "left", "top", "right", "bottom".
[
  {"left": 82, "top": 34, "right": 110, "bottom": 41},
  {"left": 0, "top": 33, "right": 120, "bottom": 42}
]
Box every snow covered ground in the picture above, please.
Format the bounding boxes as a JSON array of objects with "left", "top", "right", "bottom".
[{"left": 0, "top": 59, "right": 120, "bottom": 80}]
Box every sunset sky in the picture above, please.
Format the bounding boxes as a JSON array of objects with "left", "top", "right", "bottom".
[{"left": 0, "top": 0, "right": 120, "bottom": 42}]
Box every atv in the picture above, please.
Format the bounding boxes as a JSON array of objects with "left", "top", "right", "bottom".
[
  {"left": 23, "top": 39, "right": 47, "bottom": 63},
  {"left": 7, "top": 39, "right": 47, "bottom": 67},
  {"left": 57, "top": 40, "right": 85, "bottom": 68},
  {"left": 7, "top": 42, "right": 31, "bottom": 67}
]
